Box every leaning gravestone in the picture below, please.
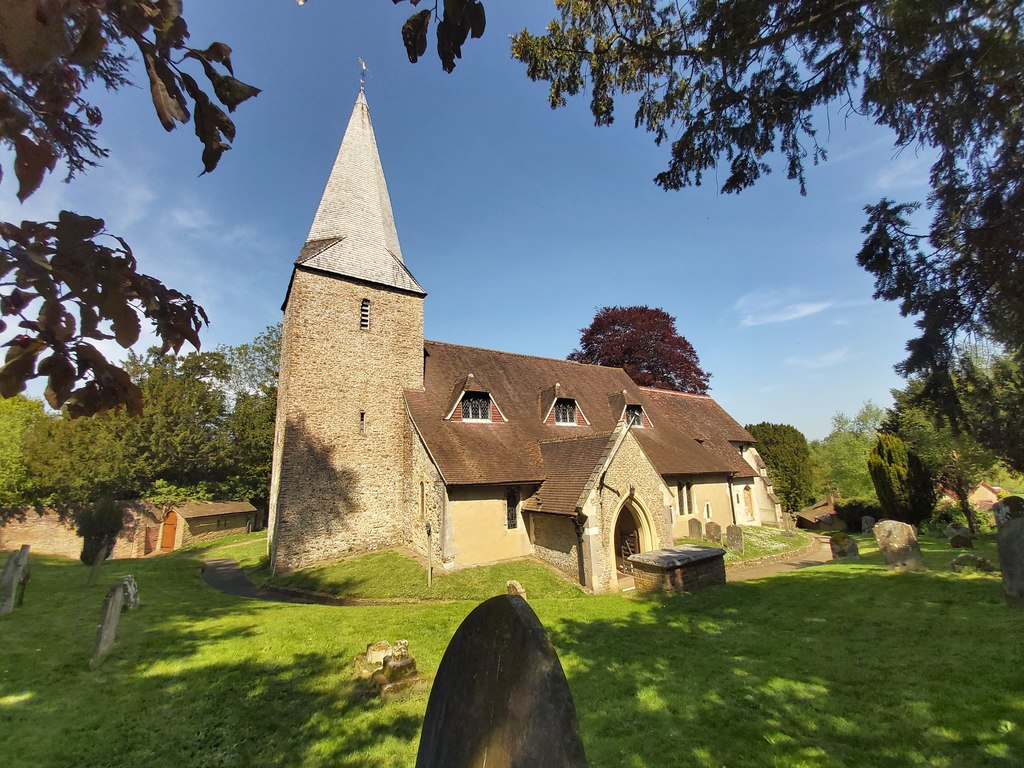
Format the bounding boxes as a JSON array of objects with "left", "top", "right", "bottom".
[
  {"left": 726, "top": 525, "right": 744, "bottom": 554},
  {"left": 997, "top": 517, "right": 1024, "bottom": 608},
  {"left": 90, "top": 583, "right": 125, "bottom": 669},
  {"left": 705, "top": 521, "right": 722, "bottom": 544},
  {"left": 993, "top": 496, "right": 1024, "bottom": 531},
  {"left": 0, "top": 545, "right": 30, "bottom": 615},
  {"left": 861, "top": 516, "right": 876, "bottom": 534},
  {"left": 416, "top": 595, "right": 587, "bottom": 768},
  {"left": 688, "top": 518, "right": 703, "bottom": 540},
  {"left": 873, "top": 520, "right": 925, "bottom": 571},
  {"left": 830, "top": 533, "right": 859, "bottom": 560},
  {"left": 86, "top": 545, "right": 109, "bottom": 587},
  {"left": 121, "top": 575, "right": 140, "bottom": 610}
]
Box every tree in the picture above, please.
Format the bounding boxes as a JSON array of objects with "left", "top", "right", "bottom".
[
  {"left": 868, "top": 432, "right": 935, "bottom": 526},
  {"left": 507, "top": 1, "right": 1022, "bottom": 439},
  {"left": 888, "top": 377, "right": 999, "bottom": 533},
  {"left": 810, "top": 402, "right": 884, "bottom": 499},
  {"left": 745, "top": 423, "right": 814, "bottom": 513},
  {"left": 568, "top": 306, "right": 709, "bottom": 392},
  {"left": 0, "top": 395, "right": 45, "bottom": 509},
  {"left": 1, "top": 1, "right": 258, "bottom": 416}
]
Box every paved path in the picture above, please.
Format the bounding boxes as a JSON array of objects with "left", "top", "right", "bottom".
[
  {"left": 727, "top": 535, "right": 834, "bottom": 582},
  {"left": 202, "top": 558, "right": 323, "bottom": 604}
]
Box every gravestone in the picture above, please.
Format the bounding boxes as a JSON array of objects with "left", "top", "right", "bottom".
[
  {"left": 861, "top": 516, "right": 876, "bottom": 534},
  {"left": 725, "top": 525, "right": 744, "bottom": 554},
  {"left": 830, "top": 533, "right": 859, "bottom": 560},
  {"left": 873, "top": 520, "right": 925, "bottom": 571},
  {"left": 705, "top": 521, "right": 722, "bottom": 544},
  {"left": 993, "top": 496, "right": 1024, "bottom": 531},
  {"left": 688, "top": 518, "right": 703, "bottom": 540},
  {"left": 506, "top": 580, "right": 527, "bottom": 599},
  {"left": 997, "top": 517, "right": 1024, "bottom": 608},
  {"left": 121, "top": 575, "right": 140, "bottom": 610},
  {"left": 90, "top": 583, "right": 125, "bottom": 669},
  {"left": 86, "top": 545, "right": 109, "bottom": 587},
  {"left": 416, "top": 595, "right": 587, "bottom": 768},
  {"left": 373, "top": 639, "right": 420, "bottom": 695},
  {"left": 948, "top": 527, "right": 973, "bottom": 549},
  {"left": 0, "top": 545, "right": 30, "bottom": 615},
  {"left": 950, "top": 552, "right": 995, "bottom": 573},
  {"left": 355, "top": 640, "right": 391, "bottom": 678}
]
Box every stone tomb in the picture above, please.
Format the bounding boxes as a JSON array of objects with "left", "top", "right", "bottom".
[
  {"left": 0, "top": 544, "right": 30, "bottom": 615},
  {"left": 688, "top": 518, "right": 703, "bottom": 539},
  {"left": 705, "top": 521, "right": 723, "bottom": 544},
  {"left": 726, "top": 524, "right": 744, "bottom": 554},
  {"left": 628, "top": 545, "right": 726, "bottom": 594},
  {"left": 90, "top": 583, "right": 125, "bottom": 669},
  {"left": 873, "top": 520, "right": 925, "bottom": 571},
  {"left": 998, "top": 517, "right": 1024, "bottom": 609},
  {"left": 416, "top": 595, "right": 586, "bottom": 768}
]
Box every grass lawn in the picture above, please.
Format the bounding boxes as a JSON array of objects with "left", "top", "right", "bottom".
[
  {"left": 1, "top": 535, "right": 1022, "bottom": 767},
  {"left": 676, "top": 525, "right": 813, "bottom": 564}
]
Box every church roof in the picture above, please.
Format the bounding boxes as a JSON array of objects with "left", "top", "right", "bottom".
[
  {"left": 405, "top": 341, "right": 754, "bottom": 486},
  {"left": 295, "top": 90, "right": 425, "bottom": 296}
]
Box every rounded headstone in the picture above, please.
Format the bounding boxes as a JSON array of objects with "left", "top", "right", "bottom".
[
  {"left": 705, "top": 521, "right": 723, "bottom": 544},
  {"left": 830, "top": 533, "right": 860, "bottom": 560},
  {"left": 861, "top": 516, "right": 876, "bottom": 534},
  {"left": 873, "top": 520, "right": 925, "bottom": 571},
  {"left": 416, "top": 595, "right": 587, "bottom": 768},
  {"left": 997, "top": 517, "right": 1024, "bottom": 608}
]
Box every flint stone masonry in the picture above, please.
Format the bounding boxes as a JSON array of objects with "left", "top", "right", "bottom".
[
  {"left": 531, "top": 514, "right": 578, "bottom": 580},
  {"left": 705, "top": 521, "right": 723, "bottom": 544},
  {"left": 726, "top": 524, "right": 744, "bottom": 554},
  {"left": 874, "top": 520, "right": 925, "bottom": 571},
  {"left": 90, "top": 584, "right": 124, "bottom": 669},
  {"left": 628, "top": 546, "right": 726, "bottom": 594},
  {"left": 0, "top": 545, "right": 30, "bottom": 615},
  {"left": 998, "top": 517, "right": 1024, "bottom": 608},
  {"left": 416, "top": 595, "right": 586, "bottom": 768},
  {"left": 688, "top": 518, "right": 703, "bottom": 539}
]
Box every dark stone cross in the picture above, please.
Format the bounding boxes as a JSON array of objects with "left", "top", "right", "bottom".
[{"left": 416, "top": 594, "right": 587, "bottom": 768}]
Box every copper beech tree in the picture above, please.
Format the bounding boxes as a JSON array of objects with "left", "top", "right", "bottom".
[
  {"left": 568, "top": 306, "right": 710, "bottom": 394},
  {"left": 0, "top": 0, "right": 258, "bottom": 416}
]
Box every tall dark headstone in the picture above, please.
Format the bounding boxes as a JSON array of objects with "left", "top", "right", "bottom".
[
  {"left": 705, "top": 521, "right": 723, "bottom": 544},
  {"left": 90, "top": 583, "right": 125, "bottom": 669},
  {"left": 416, "top": 595, "right": 587, "bottom": 768},
  {"left": 0, "top": 545, "right": 30, "bottom": 615},
  {"left": 687, "top": 518, "right": 703, "bottom": 540},
  {"left": 726, "top": 525, "right": 744, "bottom": 554},
  {"left": 998, "top": 517, "right": 1024, "bottom": 609}
]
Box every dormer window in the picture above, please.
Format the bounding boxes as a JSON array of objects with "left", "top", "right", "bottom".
[
  {"left": 626, "top": 404, "right": 645, "bottom": 427},
  {"left": 461, "top": 392, "right": 491, "bottom": 421},
  {"left": 554, "top": 398, "right": 577, "bottom": 425}
]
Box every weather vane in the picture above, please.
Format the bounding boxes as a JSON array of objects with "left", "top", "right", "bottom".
[{"left": 359, "top": 57, "right": 367, "bottom": 92}]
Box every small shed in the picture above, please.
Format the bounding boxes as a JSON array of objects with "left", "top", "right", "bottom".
[
  {"left": 160, "top": 501, "right": 257, "bottom": 551},
  {"left": 796, "top": 498, "right": 846, "bottom": 531}
]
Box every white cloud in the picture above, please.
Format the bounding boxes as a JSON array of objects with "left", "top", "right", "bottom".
[
  {"left": 735, "top": 290, "right": 833, "bottom": 327},
  {"left": 785, "top": 347, "right": 852, "bottom": 369},
  {"left": 872, "top": 153, "right": 930, "bottom": 193}
]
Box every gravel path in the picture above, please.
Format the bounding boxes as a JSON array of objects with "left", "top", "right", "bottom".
[{"left": 727, "top": 535, "right": 834, "bottom": 582}]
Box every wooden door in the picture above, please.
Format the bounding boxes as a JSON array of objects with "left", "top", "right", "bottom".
[{"left": 161, "top": 511, "right": 178, "bottom": 551}]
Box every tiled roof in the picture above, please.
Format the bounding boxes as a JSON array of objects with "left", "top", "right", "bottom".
[
  {"left": 296, "top": 91, "right": 425, "bottom": 296},
  {"left": 405, "top": 341, "right": 754, "bottom": 485},
  {"left": 526, "top": 433, "right": 617, "bottom": 516},
  {"left": 173, "top": 501, "right": 257, "bottom": 519}
]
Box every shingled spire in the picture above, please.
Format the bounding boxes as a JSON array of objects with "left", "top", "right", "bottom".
[{"left": 295, "top": 90, "right": 425, "bottom": 295}]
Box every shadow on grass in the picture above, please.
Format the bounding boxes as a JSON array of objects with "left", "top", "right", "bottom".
[{"left": 546, "top": 565, "right": 1024, "bottom": 768}]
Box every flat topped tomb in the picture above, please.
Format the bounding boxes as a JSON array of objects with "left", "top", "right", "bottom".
[{"left": 628, "top": 545, "right": 726, "bottom": 594}]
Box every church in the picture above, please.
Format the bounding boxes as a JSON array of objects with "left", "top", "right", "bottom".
[{"left": 267, "top": 89, "right": 781, "bottom": 593}]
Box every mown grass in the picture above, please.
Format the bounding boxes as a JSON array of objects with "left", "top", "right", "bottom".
[
  {"left": 268, "top": 548, "right": 586, "bottom": 600},
  {"left": 1, "top": 534, "right": 1022, "bottom": 767},
  {"left": 676, "top": 525, "right": 812, "bottom": 564}
]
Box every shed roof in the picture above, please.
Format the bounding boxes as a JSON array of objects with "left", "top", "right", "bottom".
[{"left": 173, "top": 501, "right": 257, "bottom": 520}]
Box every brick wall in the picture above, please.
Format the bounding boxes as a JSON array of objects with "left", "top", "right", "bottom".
[
  {"left": 269, "top": 268, "right": 424, "bottom": 572},
  {"left": 631, "top": 555, "right": 725, "bottom": 594}
]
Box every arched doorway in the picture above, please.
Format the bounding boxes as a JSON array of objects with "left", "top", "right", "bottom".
[
  {"left": 614, "top": 506, "right": 641, "bottom": 575},
  {"left": 161, "top": 510, "right": 178, "bottom": 551}
]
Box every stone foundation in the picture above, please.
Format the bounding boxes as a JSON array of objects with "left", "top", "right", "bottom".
[{"left": 628, "top": 545, "right": 726, "bottom": 594}]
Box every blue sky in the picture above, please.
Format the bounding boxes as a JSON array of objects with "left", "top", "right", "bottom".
[{"left": 3, "top": 2, "right": 935, "bottom": 439}]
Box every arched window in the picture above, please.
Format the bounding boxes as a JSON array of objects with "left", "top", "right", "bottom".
[
  {"left": 506, "top": 489, "right": 519, "bottom": 529},
  {"left": 360, "top": 298, "right": 370, "bottom": 330}
]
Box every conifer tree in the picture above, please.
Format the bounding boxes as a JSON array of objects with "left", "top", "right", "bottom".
[{"left": 868, "top": 433, "right": 934, "bottom": 526}]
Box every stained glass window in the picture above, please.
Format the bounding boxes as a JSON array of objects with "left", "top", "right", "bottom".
[
  {"left": 461, "top": 392, "right": 491, "bottom": 421},
  {"left": 554, "top": 398, "right": 576, "bottom": 424}
]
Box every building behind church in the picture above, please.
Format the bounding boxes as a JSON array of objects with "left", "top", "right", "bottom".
[{"left": 267, "top": 89, "right": 782, "bottom": 592}]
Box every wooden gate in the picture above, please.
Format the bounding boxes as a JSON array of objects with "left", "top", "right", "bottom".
[{"left": 161, "top": 511, "right": 178, "bottom": 551}]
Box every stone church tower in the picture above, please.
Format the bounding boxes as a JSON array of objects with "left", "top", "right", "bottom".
[{"left": 267, "top": 89, "right": 426, "bottom": 573}]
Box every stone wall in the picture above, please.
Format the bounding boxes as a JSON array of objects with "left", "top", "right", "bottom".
[
  {"left": 401, "top": 422, "right": 447, "bottom": 563},
  {"left": 631, "top": 553, "right": 725, "bottom": 594},
  {"left": 531, "top": 513, "right": 578, "bottom": 579},
  {"left": 0, "top": 503, "right": 159, "bottom": 560},
  {"left": 181, "top": 513, "right": 254, "bottom": 547},
  {"left": 269, "top": 269, "right": 424, "bottom": 572}
]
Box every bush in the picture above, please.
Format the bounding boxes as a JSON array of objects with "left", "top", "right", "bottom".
[
  {"left": 75, "top": 497, "right": 125, "bottom": 565},
  {"left": 834, "top": 498, "right": 883, "bottom": 532}
]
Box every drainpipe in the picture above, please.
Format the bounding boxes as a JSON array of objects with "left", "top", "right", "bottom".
[
  {"left": 728, "top": 473, "right": 738, "bottom": 526},
  {"left": 573, "top": 512, "right": 588, "bottom": 587}
]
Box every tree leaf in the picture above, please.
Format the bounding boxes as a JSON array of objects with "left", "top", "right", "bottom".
[
  {"left": 111, "top": 305, "right": 142, "bottom": 348},
  {"left": 402, "top": 9, "right": 432, "bottom": 64},
  {"left": 468, "top": 1, "right": 485, "bottom": 39},
  {"left": 0, "top": 338, "right": 44, "bottom": 398},
  {"left": 143, "top": 49, "right": 189, "bottom": 131},
  {"left": 13, "top": 134, "right": 56, "bottom": 202},
  {"left": 199, "top": 42, "right": 234, "bottom": 74}
]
